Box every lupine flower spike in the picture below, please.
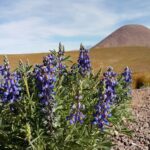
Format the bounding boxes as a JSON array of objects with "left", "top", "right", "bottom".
[
  {"left": 34, "top": 54, "right": 56, "bottom": 107},
  {"left": 103, "top": 66, "right": 117, "bottom": 104},
  {"left": 57, "top": 42, "right": 66, "bottom": 75},
  {"left": 34, "top": 54, "right": 57, "bottom": 133},
  {"left": 122, "top": 67, "right": 132, "bottom": 84},
  {"left": 78, "top": 44, "right": 91, "bottom": 76},
  {"left": 0, "top": 56, "right": 21, "bottom": 105},
  {"left": 93, "top": 66, "right": 117, "bottom": 130},
  {"left": 67, "top": 92, "right": 85, "bottom": 124},
  {"left": 122, "top": 66, "right": 132, "bottom": 95}
]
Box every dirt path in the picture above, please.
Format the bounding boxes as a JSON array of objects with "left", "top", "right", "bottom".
[{"left": 112, "top": 88, "right": 150, "bottom": 150}]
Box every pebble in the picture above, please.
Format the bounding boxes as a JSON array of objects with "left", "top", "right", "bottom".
[{"left": 111, "top": 88, "right": 150, "bottom": 150}]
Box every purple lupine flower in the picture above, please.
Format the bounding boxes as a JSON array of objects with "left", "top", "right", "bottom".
[
  {"left": 57, "top": 43, "right": 66, "bottom": 75},
  {"left": 103, "top": 66, "right": 117, "bottom": 78},
  {"left": 67, "top": 94, "right": 85, "bottom": 124},
  {"left": 0, "top": 57, "right": 21, "bottom": 104},
  {"left": 93, "top": 79, "right": 111, "bottom": 130},
  {"left": 78, "top": 44, "right": 91, "bottom": 76},
  {"left": 34, "top": 54, "right": 56, "bottom": 106},
  {"left": 0, "top": 57, "right": 10, "bottom": 77},
  {"left": 13, "top": 70, "right": 22, "bottom": 81},
  {"left": 103, "top": 67, "right": 117, "bottom": 104},
  {"left": 122, "top": 67, "right": 132, "bottom": 84},
  {"left": 121, "top": 67, "right": 132, "bottom": 95},
  {"left": 43, "top": 53, "right": 56, "bottom": 67},
  {"left": 93, "top": 67, "right": 117, "bottom": 130},
  {"left": 34, "top": 54, "right": 57, "bottom": 134}
]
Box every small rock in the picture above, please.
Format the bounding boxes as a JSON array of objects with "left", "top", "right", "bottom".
[
  {"left": 111, "top": 88, "right": 150, "bottom": 150},
  {"left": 144, "top": 123, "right": 149, "bottom": 128}
]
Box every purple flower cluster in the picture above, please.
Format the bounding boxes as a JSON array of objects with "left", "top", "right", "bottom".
[
  {"left": 67, "top": 94, "right": 85, "bottom": 124},
  {"left": 78, "top": 44, "right": 91, "bottom": 76},
  {"left": 34, "top": 54, "right": 56, "bottom": 106},
  {"left": 122, "top": 67, "right": 132, "bottom": 95},
  {"left": 57, "top": 43, "right": 66, "bottom": 75},
  {"left": 93, "top": 67, "right": 117, "bottom": 129},
  {"left": 103, "top": 67, "right": 117, "bottom": 104},
  {"left": 122, "top": 67, "right": 132, "bottom": 84},
  {"left": 0, "top": 57, "right": 21, "bottom": 104},
  {"left": 43, "top": 53, "right": 56, "bottom": 67}
]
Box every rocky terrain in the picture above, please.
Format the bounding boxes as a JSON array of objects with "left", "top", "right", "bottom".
[{"left": 112, "top": 88, "right": 150, "bottom": 150}]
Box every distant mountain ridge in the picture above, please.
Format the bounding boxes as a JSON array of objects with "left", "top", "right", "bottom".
[{"left": 93, "top": 24, "right": 150, "bottom": 48}]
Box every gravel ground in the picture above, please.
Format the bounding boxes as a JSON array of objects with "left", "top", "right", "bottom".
[{"left": 112, "top": 88, "right": 150, "bottom": 150}]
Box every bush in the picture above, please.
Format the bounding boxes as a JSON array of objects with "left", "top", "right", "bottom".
[
  {"left": 0, "top": 43, "right": 132, "bottom": 150},
  {"left": 133, "top": 73, "right": 150, "bottom": 89}
]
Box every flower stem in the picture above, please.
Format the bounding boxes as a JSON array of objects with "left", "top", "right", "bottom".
[{"left": 23, "top": 76, "right": 30, "bottom": 98}]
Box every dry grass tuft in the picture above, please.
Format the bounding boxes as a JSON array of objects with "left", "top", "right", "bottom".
[{"left": 133, "top": 72, "right": 150, "bottom": 88}]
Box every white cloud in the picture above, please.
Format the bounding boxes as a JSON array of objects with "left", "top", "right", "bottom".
[{"left": 0, "top": 0, "right": 150, "bottom": 53}]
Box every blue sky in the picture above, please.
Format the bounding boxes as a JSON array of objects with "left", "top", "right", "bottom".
[{"left": 0, "top": 0, "right": 150, "bottom": 54}]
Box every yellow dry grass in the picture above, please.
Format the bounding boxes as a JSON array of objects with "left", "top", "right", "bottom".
[
  {"left": 0, "top": 46, "right": 150, "bottom": 88},
  {"left": 133, "top": 72, "right": 150, "bottom": 88},
  {"left": 90, "top": 46, "right": 150, "bottom": 73},
  {"left": 69, "top": 47, "right": 150, "bottom": 88},
  {"left": 0, "top": 53, "right": 48, "bottom": 69}
]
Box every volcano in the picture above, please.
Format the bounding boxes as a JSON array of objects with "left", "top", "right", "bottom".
[{"left": 93, "top": 24, "right": 150, "bottom": 48}]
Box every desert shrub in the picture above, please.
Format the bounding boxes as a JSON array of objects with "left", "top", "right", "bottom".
[
  {"left": 135, "top": 76, "right": 145, "bottom": 89},
  {"left": 133, "top": 73, "right": 150, "bottom": 89},
  {"left": 0, "top": 43, "right": 132, "bottom": 150}
]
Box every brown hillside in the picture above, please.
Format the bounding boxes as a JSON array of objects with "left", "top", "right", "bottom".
[
  {"left": 0, "top": 47, "right": 150, "bottom": 88},
  {"left": 1, "top": 47, "right": 149, "bottom": 73},
  {"left": 93, "top": 24, "right": 150, "bottom": 48}
]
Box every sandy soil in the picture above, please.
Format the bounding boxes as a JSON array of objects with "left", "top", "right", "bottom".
[{"left": 112, "top": 88, "right": 150, "bottom": 150}]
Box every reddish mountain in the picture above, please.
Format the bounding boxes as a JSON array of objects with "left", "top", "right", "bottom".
[{"left": 93, "top": 24, "right": 150, "bottom": 48}]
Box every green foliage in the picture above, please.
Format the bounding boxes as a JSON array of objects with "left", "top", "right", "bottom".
[{"left": 0, "top": 51, "right": 133, "bottom": 150}]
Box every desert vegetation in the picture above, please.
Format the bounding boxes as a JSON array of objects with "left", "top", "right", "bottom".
[{"left": 0, "top": 44, "right": 133, "bottom": 149}]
